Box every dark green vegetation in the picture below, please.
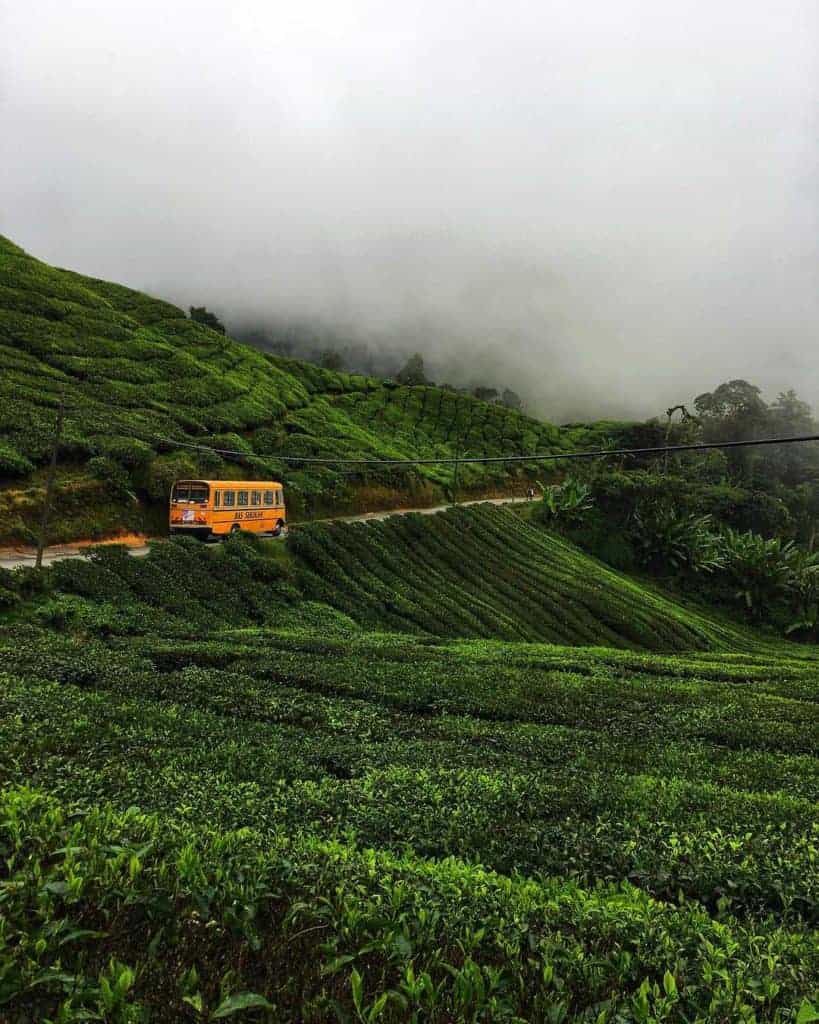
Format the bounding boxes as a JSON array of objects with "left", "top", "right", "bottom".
[
  {"left": 289, "top": 506, "right": 751, "bottom": 651},
  {"left": 2, "top": 510, "right": 819, "bottom": 1021},
  {"left": 0, "top": 236, "right": 577, "bottom": 545},
  {"left": 3, "top": 236, "right": 819, "bottom": 1020},
  {"left": 552, "top": 391, "right": 819, "bottom": 609},
  {"left": 3, "top": 233, "right": 816, "bottom": 628},
  {"left": 542, "top": 471, "right": 819, "bottom": 638}
]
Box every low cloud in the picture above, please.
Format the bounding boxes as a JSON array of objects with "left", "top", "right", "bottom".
[{"left": 2, "top": 0, "right": 817, "bottom": 420}]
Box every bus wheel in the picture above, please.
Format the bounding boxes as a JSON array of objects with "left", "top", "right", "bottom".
[{"left": 272, "top": 520, "right": 285, "bottom": 538}]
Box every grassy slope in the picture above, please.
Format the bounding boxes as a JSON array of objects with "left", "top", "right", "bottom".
[
  {"left": 4, "top": 235, "right": 819, "bottom": 1019},
  {"left": 290, "top": 504, "right": 758, "bottom": 651},
  {"left": 0, "top": 235, "right": 592, "bottom": 543},
  {"left": 2, "top": 519, "right": 819, "bottom": 1019},
  {"left": 6, "top": 504, "right": 761, "bottom": 653}
]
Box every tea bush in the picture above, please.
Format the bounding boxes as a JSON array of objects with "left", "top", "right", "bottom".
[
  {"left": 3, "top": 234, "right": 819, "bottom": 1019},
  {"left": 2, "top": 508, "right": 819, "bottom": 1018},
  {"left": 289, "top": 506, "right": 750, "bottom": 651},
  {"left": 3, "top": 609, "right": 819, "bottom": 1019},
  {"left": 0, "top": 235, "right": 575, "bottom": 542},
  {"left": 5, "top": 785, "right": 819, "bottom": 1023}
]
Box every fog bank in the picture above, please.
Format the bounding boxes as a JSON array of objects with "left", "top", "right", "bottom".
[{"left": 2, "top": 0, "right": 817, "bottom": 420}]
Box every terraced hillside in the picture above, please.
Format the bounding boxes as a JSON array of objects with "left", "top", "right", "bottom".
[
  {"left": 2, "top": 511, "right": 819, "bottom": 1020},
  {"left": 4, "top": 237, "right": 819, "bottom": 1022},
  {"left": 291, "top": 504, "right": 753, "bottom": 651},
  {"left": 0, "top": 235, "right": 589, "bottom": 543}
]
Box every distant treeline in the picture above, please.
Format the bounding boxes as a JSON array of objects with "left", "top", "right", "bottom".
[{"left": 231, "top": 318, "right": 525, "bottom": 410}]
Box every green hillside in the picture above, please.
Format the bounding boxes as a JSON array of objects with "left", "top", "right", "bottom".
[
  {"left": 3, "top": 511, "right": 819, "bottom": 1019},
  {"left": 4, "top": 235, "right": 819, "bottom": 1021},
  {"left": 290, "top": 504, "right": 754, "bottom": 650},
  {"left": 0, "top": 236, "right": 587, "bottom": 544},
  {"left": 1, "top": 504, "right": 758, "bottom": 651}
]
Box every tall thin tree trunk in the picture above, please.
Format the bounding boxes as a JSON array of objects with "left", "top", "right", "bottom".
[{"left": 35, "top": 397, "right": 65, "bottom": 570}]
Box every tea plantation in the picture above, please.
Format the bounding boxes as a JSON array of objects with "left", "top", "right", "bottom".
[
  {"left": 3, "top": 236, "right": 819, "bottom": 1020},
  {"left": 2, "top": 507, "right": 819, "bottom": 1022},
  {"left": 0, "top": 235, "right": 587, "bottom": 544}
]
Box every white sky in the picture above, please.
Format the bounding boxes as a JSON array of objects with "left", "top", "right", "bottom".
[{"left": 2, "top": 0, "right": 817, "bottom": 418}]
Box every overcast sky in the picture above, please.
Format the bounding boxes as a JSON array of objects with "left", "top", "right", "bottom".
[{"left": 2, "top": 0, "right": 817, "bottom": 420}]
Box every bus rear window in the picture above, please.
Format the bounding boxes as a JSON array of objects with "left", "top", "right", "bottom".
[{"left": 173, "top": 484, "right": 209, "bottom": 503}]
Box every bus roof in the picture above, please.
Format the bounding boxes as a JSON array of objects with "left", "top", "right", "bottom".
[{"left": 174, "top": 479, "right": 284, "bottom": 488}]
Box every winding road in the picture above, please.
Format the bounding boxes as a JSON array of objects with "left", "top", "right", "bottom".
[{"left": 0, "top": 496, "right": 529, "bottom": 571}]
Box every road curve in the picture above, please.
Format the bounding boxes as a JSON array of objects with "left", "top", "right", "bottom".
[{"left": 0, "top": 496, "right": 530, "bottom": 571}]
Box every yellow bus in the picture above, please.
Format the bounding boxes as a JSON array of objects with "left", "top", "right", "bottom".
[{"left": 169, "top": 480, "right": 286, "bottom": 540}]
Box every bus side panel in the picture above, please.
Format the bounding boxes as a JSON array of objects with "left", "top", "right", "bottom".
[
  {"left": 211, "top": 515, "right": 231, "bottom": 536},
  {"left": 209, "top": 508, "right": 285, "bottom": 534}
]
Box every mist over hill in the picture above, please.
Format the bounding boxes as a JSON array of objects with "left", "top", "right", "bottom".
[{"left": 3, "top": 0, "right": 817, "bottom": 421}]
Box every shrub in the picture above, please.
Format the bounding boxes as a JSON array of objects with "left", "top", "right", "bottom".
[
  {"left": 50, "top": 555, "right": 130, "bottom": 601},
  {"left": 88, "top": 456, "right": 136, "bottom": 500},
  {"left": 0, "top": 440, "right": 34, "bottom": 475},
  {"left": 0, "top": 569, "right": 20, "bottom": 608},
  {"left": 629, "top": 502, "right": 723, "bottom": 576},
  {"left": 785, "top": 550, "right": 819, "bottom": 637},
  {"left": 720, "top": 529, "right": 799, "bottom": 617},
  {"left": 91, "top": 436, "right": 153, "bottom": 468},
  {"left": 143, "top": 453, "right": 198, "bottom": 501},
  {"left": 589, "top": 471, "right": 794, "bottom": 539},
  {"left": 539, "top": 478, "right": 593, "bottom": 527},
  {"left": 9, "top": 566, "right": 50, "bottom": 599}
]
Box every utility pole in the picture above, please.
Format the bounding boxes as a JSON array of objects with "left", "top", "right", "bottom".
[{"left": 35, "top": 396, "right": 65, "bottom": 570}]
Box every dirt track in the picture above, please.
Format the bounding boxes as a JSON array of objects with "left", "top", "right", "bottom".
[{"left": 0, "top": 497, "right": 529, "bottom": 570}]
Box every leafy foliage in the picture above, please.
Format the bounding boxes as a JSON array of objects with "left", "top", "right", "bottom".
[
  {"left": 540, "top": 477, "right": 593, "bottom": 527},
  {"left": 3, "top": 238, "right": 819, "bottom": 1022},
  {"left": 720, "top": 528, "right": 800, "bottom": 616},
  {"left": 0, "top": 236, "right": 576, "bottom": 542},
  {"left": 395, "top": 352, "right": 428, "bottom": 386},
  {"left": 787, "top": 550, "right": 819, "bottom": 636},
  {"left": 189, "top": 304, "right": 226, "bottom": 334},
  {"left": 2, "top": 506, "right": 819, "bottom": 1019},
  {"left": 629, "top": 502, "right": 722, "bottom": 575},
  {"left": 288, "top": 505, "right": 748, "bottom": 650}
]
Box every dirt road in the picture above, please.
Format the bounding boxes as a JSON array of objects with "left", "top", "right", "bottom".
[{"left": 0, "top": 496, "right": 530, "bottom": 571}]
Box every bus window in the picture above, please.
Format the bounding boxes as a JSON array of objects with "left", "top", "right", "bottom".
[
  {"left": 277, "top": 489, "right": 283, "bottom": 505},
  {"left": 172, "top": 483, "right": 208, "bottom": 504},
  {"left": 251, "top": 490, "right": 261, "bottom": 506},
  {"left": 224, "top": 490, "right": 235, "bottom": 507},
  {"left": 214, "top": 491, "right": 221, "bottom": 508},
  {"left": 238, "top": 491, "right": 249, "bottom": 507},
  {"left": 264, "top": 490, "right": 274, "bottom": 505}
]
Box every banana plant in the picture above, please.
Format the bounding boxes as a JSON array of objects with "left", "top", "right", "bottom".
[
  {"left": 720, "top": 528, "right": 800, "bottom": 616},
  {"left": 541, "top": 478, "right": 594, "bottom": 527},
  {"left": 630, "top": 502, "right": 722, "bottom": 576}
]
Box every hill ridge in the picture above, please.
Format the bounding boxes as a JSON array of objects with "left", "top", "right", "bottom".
[{"left": 0, "top": 235, "right": 590, "bottom": 543}]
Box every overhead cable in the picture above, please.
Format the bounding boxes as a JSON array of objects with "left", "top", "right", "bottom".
[{"left": 154, "top": 433, "right": 819, "bottom": 466}]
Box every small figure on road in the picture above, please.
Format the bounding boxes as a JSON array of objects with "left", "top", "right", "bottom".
[{"left": 526, "top": 486, "right": 536, "bottom": 501}]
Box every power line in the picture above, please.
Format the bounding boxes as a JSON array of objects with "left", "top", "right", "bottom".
[{"left": 154, "top": 433, "right": 819, "bottom": 467}]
